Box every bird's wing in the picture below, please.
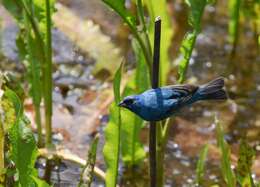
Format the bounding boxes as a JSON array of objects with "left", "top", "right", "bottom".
[{"left": 162, "top": 84, "right": 198, "bottom": 104}]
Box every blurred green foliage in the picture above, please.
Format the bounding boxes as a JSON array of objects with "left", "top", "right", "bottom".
[
  {"left": 2, "top": 0, "right": 55, "bottom": 147},
  {"left": 236, "top": 139, "right": 255, "bottom": 187}
]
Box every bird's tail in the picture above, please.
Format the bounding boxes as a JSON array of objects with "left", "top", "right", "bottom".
[{"left": 196, "top": 77, "right": 227, "bottom": 100}]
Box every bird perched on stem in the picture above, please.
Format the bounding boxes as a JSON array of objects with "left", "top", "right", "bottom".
[{"left": 118, "top": 77, "right": 227, "bottom": 121}]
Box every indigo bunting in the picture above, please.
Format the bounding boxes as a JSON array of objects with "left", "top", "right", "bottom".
[{"left": 118, "top": 77, "right": 227, "bottom": 121}]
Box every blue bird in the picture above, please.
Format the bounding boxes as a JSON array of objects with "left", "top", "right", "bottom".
[{"left": 118, "top": 77, "right": 227, "bottom": 121}]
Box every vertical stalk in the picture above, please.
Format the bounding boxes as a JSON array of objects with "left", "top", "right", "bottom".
[
  {"left": 24, "top": 4, "right": 43, "bottom": 147},
  {"left": 44, "top": 0, "right": 53, "bottom": 146},
  {"left": 156, "top": 119, "right": 170, "bottom": 187},
  {"left": 150, "top": 17, "right": 161, "bottom": 187},
  {"left": 228, "top": 0, "right": 241, "bottom": 55},
  {"left": 35, "top": 107, "right": 43, "bottom": 146}
]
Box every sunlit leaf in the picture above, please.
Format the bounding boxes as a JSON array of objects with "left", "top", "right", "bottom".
[
  {"left": 145, "top": 0, "right": 173, "bottom": 85},
  {"left": 103, "top": 63, "right": 123, "bottom": 187}
]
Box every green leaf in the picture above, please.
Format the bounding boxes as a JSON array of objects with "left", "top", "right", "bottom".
[
  {"left": 121, "top": 87, "right": 145, "bottom": 166},
  {"left": 9, "top": 117, "right": 38, "bottom": 187},
  {"left": 236, "top": 139, "right": 255, "bottom": 187},
  {"left": 133, "top": 39, "right": 150, "bottom": 93},
  {"left": 177, "top": 31, "right": 197, "bottom": 83},
  {"left": 31, "top": 176, "right": 50, "bottom": 187},
  {"left": 228, "top": 0, "right": 241, "bottom": 45},
  {"left": 4, "top": 89, "right": 23, "bottom": 119},
  {"left": 196, "top": 144, "right": 209, "bottom": 185},
  {"left": 102, "top": 0, "right": 136, "bottom": 30},
  {"left": 113, "top": 63, "right": 123, "bottom": 104},
  {"left": 185, "top": 0, "right": 207, "bottom": 32},
  {"left": 177, "top": 0, "right": 207, "bottom": 83},
  {"left": 4, "top": 89, "right": 37, "bottom": 187},
  {"left": 215, "top": 117, "right": 236, "bottom": 187},
  {"left": 2, "top": 0, "right": 24, "bottom": 22},
  {"left": 103, "top": 63, "right": 123, "bottom": 187},
  {"left": 120, "top": 40, "right": 148, "bottom": 166},
  {"left": 145, "top": 0, "right": 173, "bottom": 85},
  {"left": 78, "top": 135, "right": 99, "bottom": 187}
]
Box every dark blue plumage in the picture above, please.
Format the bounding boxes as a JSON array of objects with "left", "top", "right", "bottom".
[{"left": 118, "top": 77, "right": 227, "bottom": 121}]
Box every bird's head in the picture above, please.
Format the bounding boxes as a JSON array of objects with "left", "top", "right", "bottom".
[{"left": 118, "top": 95, "right": 140, "bottom": 112}]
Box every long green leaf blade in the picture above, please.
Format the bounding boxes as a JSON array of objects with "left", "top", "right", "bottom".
[
  {"left": 145, "top": 0, "right": 173, "bottom": 85},
  {"left": 177, "top": 0, "right": 207, "bottom": 83},
  {"left": 216, "top": 117, "right": 236, "bottom": 187},
  {"left": 196, "top": 144, "right": 209, "bottom": 185},
  {"left": 103, "top": 63, "right": 123, "bottom": 187},
  {"left": 120, "top": 39, "right": 148, "bottom": 166}
]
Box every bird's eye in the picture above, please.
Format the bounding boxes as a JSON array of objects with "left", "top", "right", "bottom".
[{"left": 124, "top": 98, "right": 134, "bottom": 105}]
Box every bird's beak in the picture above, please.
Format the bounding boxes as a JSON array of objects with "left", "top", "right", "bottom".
[{"left": 118, "top": 101, "right": 126, "bottom": 107}]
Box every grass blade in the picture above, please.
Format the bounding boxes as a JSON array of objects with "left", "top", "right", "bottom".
[
  {"left": 196, "top": 144, "right": 209, "bottom": 185},
  {"left": 215, "top": 117, "right": 236, "bottom": 187}
]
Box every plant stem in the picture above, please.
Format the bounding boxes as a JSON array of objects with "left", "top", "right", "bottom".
[
  {"left": 136, "top": 0, "right": 153, "bottom": 63},
  {"left": 156, "top": 119, "right": 170, "bottom": 187},
  {"left": 35, "top": 107, "right": 43, "bottom": 147},
  {"left": 150, "top": 17, "right": 161, "bottom": 187},
  {"left": 44, "top": 0, "right": 53, "bottom": 146}
]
